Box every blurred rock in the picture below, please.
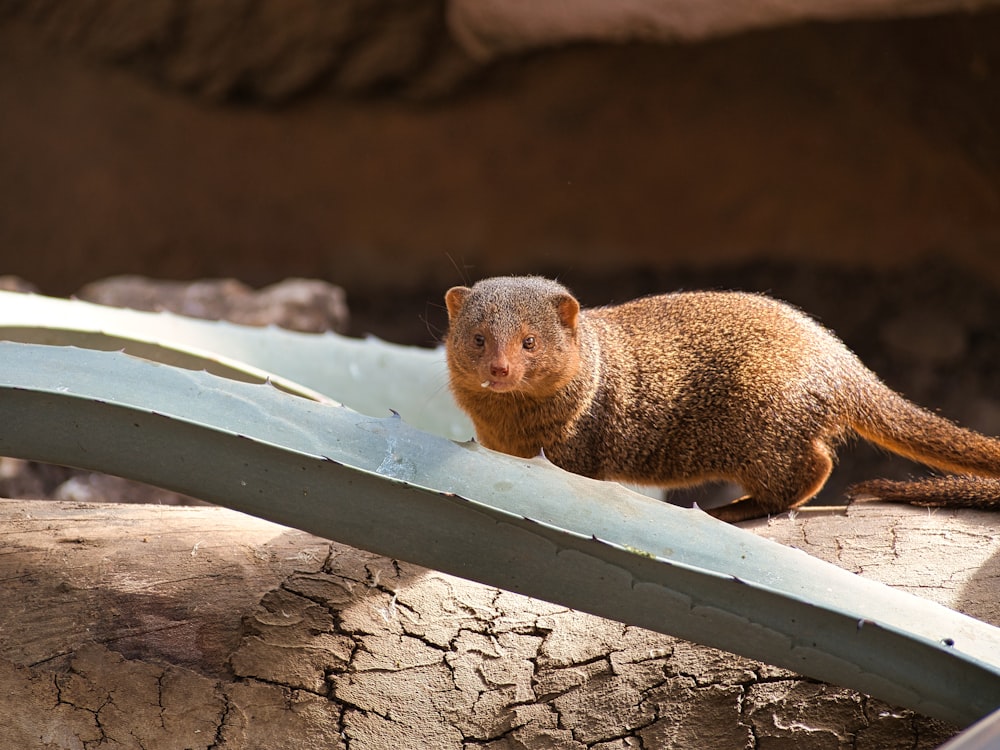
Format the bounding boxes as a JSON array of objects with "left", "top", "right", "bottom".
[
  {"left": 0, "top": 458, "right": 73, "bottom": 499},
  {"left": 0, "top": 276, "right": 38, "bottom": 293},
  {"left": 52, "top": 473, "right": 206, "bottom": 506},
  {"left": 76, "top": 276, "right": 349, "bottom": 334},
  {"left": 0, "top": 459, "right": 203, "bottom": 505},
  {"left": 6, "top": 0, "right": 477, "bottom": 102},
  {"left": 449, "top": 0, "right": 1000, "bottom": 59}
]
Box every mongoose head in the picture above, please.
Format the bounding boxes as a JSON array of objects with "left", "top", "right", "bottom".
[{"left": 444, "top": 276, "right": 582, "bottom": 397}]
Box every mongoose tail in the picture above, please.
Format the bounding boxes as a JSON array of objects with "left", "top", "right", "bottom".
[
  {"left": 847, "top": 383, "right": 1000, "bottom": 508},
  {"left": 849, "top": 476, "right": 1000, "bottom": 509}
]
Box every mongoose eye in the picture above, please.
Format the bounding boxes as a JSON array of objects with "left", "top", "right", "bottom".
[
  {"left": 522, "top": 336, "right": 536, "bottom": 351},
  {"left": 473, "top": 334, "right": 485, "bottom": 347}
]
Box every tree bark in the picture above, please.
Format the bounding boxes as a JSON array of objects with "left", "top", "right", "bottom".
[{"left": 1, "top": 500, "right": 993, "bottom": 748}]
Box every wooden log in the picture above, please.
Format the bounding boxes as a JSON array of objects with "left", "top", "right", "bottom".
[{"left": 1, "top": 500, "right": 993, "bottom": 748}]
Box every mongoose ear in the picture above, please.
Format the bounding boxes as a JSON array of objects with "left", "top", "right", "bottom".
[
  {"left": 444, "top": 286, "right": 471, "bottom": 321},
  {"left": 555, "top": 294, "right": 580, "bottom": 330}
]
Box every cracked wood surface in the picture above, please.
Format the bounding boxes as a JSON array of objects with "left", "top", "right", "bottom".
[{"left": 0, "top": 501, "right": 995, "bottom": 748}]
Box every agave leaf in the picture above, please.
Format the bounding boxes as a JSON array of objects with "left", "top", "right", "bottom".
[
  {"left": 0, "top": 290, "right": 469, "bottom": 438},
  {"left": 939, "top": 708, "right": 1000, "bottom": 750},
  {"left": 0, "top": 341, "right": 997, "bottom": 726}
]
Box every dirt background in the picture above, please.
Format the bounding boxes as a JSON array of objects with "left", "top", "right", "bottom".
[{"left": 1, "top": 6, "right": 998, "bottom": 303}]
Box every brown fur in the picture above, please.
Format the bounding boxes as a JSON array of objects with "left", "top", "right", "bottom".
[{"left": 444, "top": 276, "right": 1000, "bottom": 522}]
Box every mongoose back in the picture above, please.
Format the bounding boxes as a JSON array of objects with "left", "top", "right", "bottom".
[{"left": 443, "top": 275, "right": 1000, "bottom": 522}]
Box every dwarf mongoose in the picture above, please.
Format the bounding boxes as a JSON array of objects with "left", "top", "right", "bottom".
[{"left": 443, "top": 276, "right": 1000, "bottom": 522}]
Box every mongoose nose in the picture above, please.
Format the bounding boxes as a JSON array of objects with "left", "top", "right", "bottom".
[{"left": 490, "top": 362, "right": 509, "bottom": 378}]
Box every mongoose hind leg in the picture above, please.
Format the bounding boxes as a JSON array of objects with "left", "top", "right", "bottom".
[
  {"left": 708, "top": 496, "right": 784, "bottom": 524},
  {"left": 706, "top": 439, "right": 836, "bottom": 523}
]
